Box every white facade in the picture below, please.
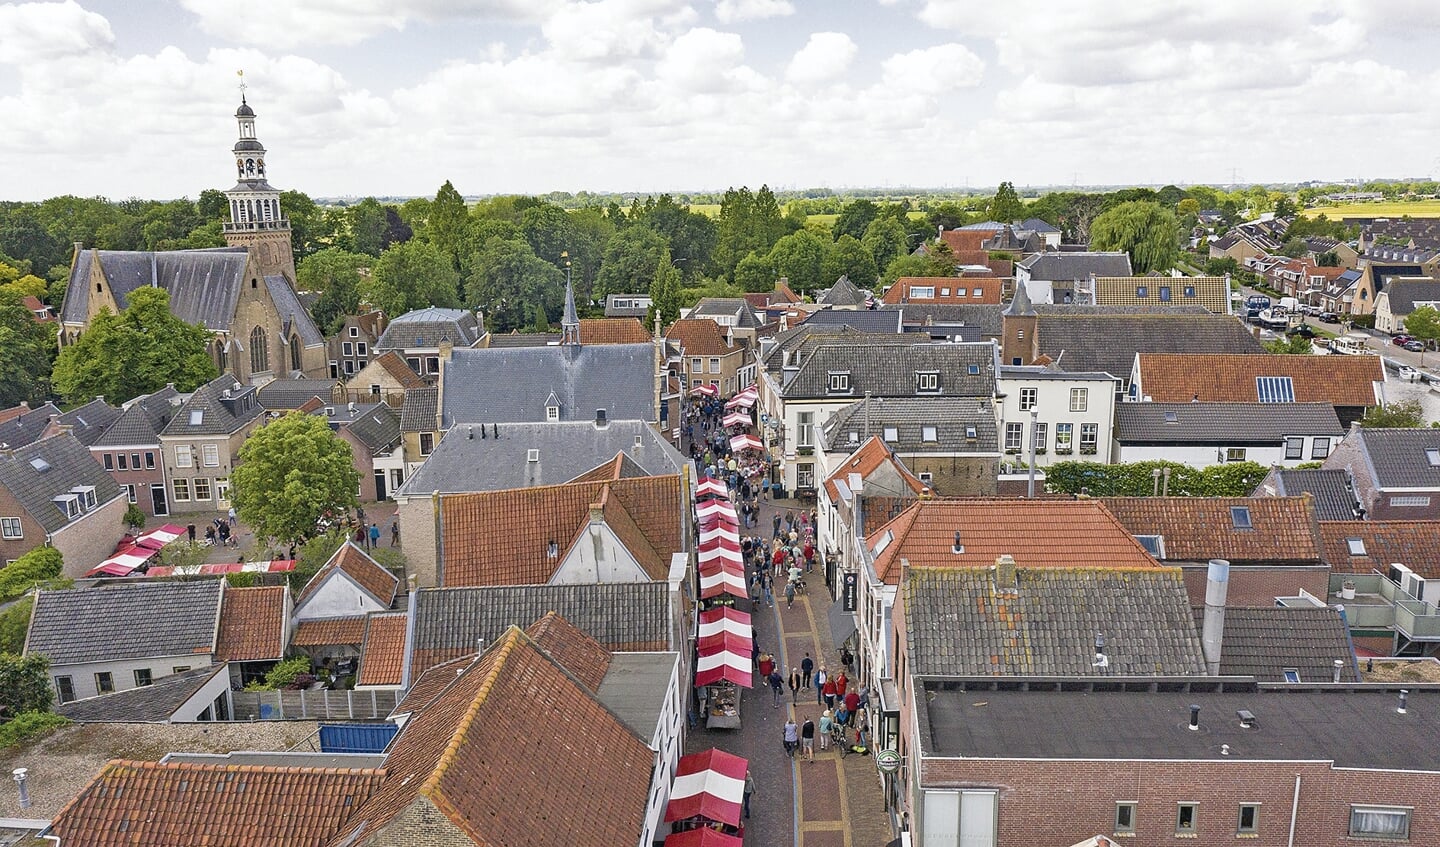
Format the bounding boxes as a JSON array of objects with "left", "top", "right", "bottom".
[
  {"left": 997, "top": 370, "right": 1119, "bottom": 468},
  {"left": 52, "top": 653, "right": 216, "bottom": 703},
  {"left": 293, "top": 570, "right": 391, "bottom": 621},
  {"left": 550, "top": 518, "right": 653, "bottom": 584},
  {"left": 629, "top": 652, "right": 684, "bottom": 847},
  {"left": 1116, "top": 434, "right": 1337, "bottom": 469},
  {"left": 756, "top": 367, "right": 856, "bottom": 493}
]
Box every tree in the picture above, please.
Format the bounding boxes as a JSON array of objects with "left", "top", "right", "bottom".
[
  {"left": 123, "top": 503, "right": 146, "bottom": 530},
  {"left": 280, "top": 191, "right": 335, "bottom": 259},
  {"left": 1403, "top": 305, "right": 1440, "bottom": 366},
  {"left": 363, "top": 240, "right": 460, "bottom": 318},
  {"left": 231, "top": 413, "right": 360, "bottom": 545},
  {"left": 1264, "top": 335, "right": 1316, "bottom": 354},
  {"left": 832, "top": 200, "right": 880, "bottom": 241},
  {"left": 299, "top": 248, "right": 368, "bottom": 331},
  {"left": 861, "top": 216, "right": 910, "bottom": 275},
  {"left": 0, "top": 597, "right": 33, "bottom": 654},
  {"left": 594, "top": 225, "right": 669, "bottom": 300},
  {"left": 0, "top": 289, "right": 54, "bottom": 407},
  {"left": 1316, "top": 251, "right": 1341, "bottom": 267},
  {"left": 882, "top": 242, "right": 957, "bottom": 286},
  {"left": 1089, "top": 201, "right": 1180, "bottom": 274},
  {"left": 986, "top": 181, "right": 1025, "bottom": 223},
  {"left": 821, "top": 234, "right": 879, "bottom": 287},
  {"left": 1359, "top": 400, "right": 1425, "bottom": 428},
  {"left": 633, "top": 195, "right": 714, "bottom": 278},
  {"left": 766, "top": 229, "right": 830, "bottom": 294},
  {"left": 0, "top": 653, "right": 53, "bottom": 720},
  {"left": 52, "top": 287, "right": 217, "bottom": 405},
  {"left": 426, "top": 180, "right": 471, "bottom": 270},
  {"left": 1278, "top": 237, "right": 1308, "bottom": 258},
  {"left": 1272, "top": 197, "right": 1298, "bottom": 219},
  {"left": 346, "top": 198, "right": 389, "bottom": 256},
  {"left": 463, "top": 236, "right": 563, "bottom": 332},
  {"left": 0, "top": 546, "right": 63, "bottom": 602},
  {"left": 1176, "top": 198, "right": 1201, "bottom": 218},
  {"left": 732, "top": 251, "right": 778, "bottom": 293},
  {"left": 646, "top": 249, "right": 681, "bottom": 328}
]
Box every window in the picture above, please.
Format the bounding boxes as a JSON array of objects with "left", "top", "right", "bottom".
[
  {"left": 172, "top": 478, "right": 190, "bottom": 502},
  {"left": 53, "top": 494, "right": 79, "bottom": 518},
  {"left": 916, "top": 371, "right": 940, "bottom": 393},
  {"left": 344, "top": 360, "right": 355, "bottom": 375},
  {"left": 827, "top": 372, "right": 851, "bottom": 394},
  {"left": 1226, "top": 447, "right": 1247, "bottom": 462},
  {"left": 1285, "top": 437, "right": 1304, "bottom": 460},
  {"left": 0, "top": 518, "right": 20, "bottom": 539},
  {"left": 962, "top": 425, "right": 975, "bottom": 440},
  {"left": 1282, "top": 668, "right": 1301, "bottom": 683},
  {"left": 1019, "top": 387, "right": 1037, "bottom": 411},
  {"left": 1115, "top": 802, "right": 1137, "bottom": 834},
  {"left": 357, "top": 342, "right": 368, "bottom": 356},
  {"left": 911, "top": 286, "right": 935, "bottom": 299},
  {"left": 1055, "top": 423, "right": 1073, "bottom": 454},
  {"left": 1176, "top": 803, "right": 1197, "bottom": 833},
  {"left": 1159, "top": 285, "right": 1171, "bottom": 301},
  {"left": 1428, "top": 448, "right": 1440, "bottom": 467},
  {"left": 798, "top": 412, "right": 815, "bottom": 447},
  {"left": 1183, "top": 285, "right": 1196, "bottom": 298},
  {"left": 193, "top": 478, "right": 212, "bottom": 501},
  {"left": 1230, "top": 506, "right": 1253, "bottom": 529},
  {"left": 131, "top": 452, "right": 141, "bottom": 469},
  {"left": 1005, "top": 423, "right": 1023, "bottom": 451},
  {"left": 546, "top": 405, "right": 559, "bottom": 422},
  {"left": 918, "top": 471, "right": 933, "bottom": 483},
  {"left": 349, "top": 326, "right": 359, "bottom": 337},
  {"left": 1238, "top": 804, "right": 1260, "bottom": 835},
  {"left": 116, "top": 453, "right": 128, "bottom": 470},
  {"left": 1136, "top": 285, "right": 1148, "bottom": 298},
  {"left": 1311, "top": 437, "right": 1330, "bottom": 459},
  {"left": 95, "top": 672, "right": 114, "bottom": 694},
  {"left": 202, "top": 444, "right": 220, "bottom": 467},
  {"left": 124, "top": 484, "right": 137, "bottom": 504},
  {"left": 1349, "top": 806, "right": 1410, "bottom": 839},
  {"left": 1390, "top": 495, "right": 1432, "bottom": 507},
  {"left": 709, "top": 357, "right": 720, "bottom": 374},
  {"left": 249, "top": 325, "right": 269, "bottom": 373},
  {"left": 343, "top": 341, "right": 354, "bottom": 356},
  {"left": 215, "top": 479, "right": 229, "bottom": 503},
  {"left": 54, "top": 676, "right": 74, "bottom": 703},
  {"left": 691, "top": 358, "right": 703, "bottom": 374},
  {"left": 967, "top": 363, "right": 980, "bottom": 375},
  {"left": 103, "top": 453, "right": 114, "bottom": 470},
  {"left": 972, "top": 287, "right": 983, "bottom": 297},
  {"left": 1256, "top": 376, "right": 1295, "bottom": 403},
  {"left": 941, "top": 288, "right": 951, "bottom": 297},
  {"left": 406, "top": 357, "right": 421, "bottom": 372},
  {"left": 134, "top": 668, "right": 153, "bottom": 687},
  {"left": 1033, "top": 422, "right": 1048, "bottom": 451},
  {"left": 1136, "top": 535, "right": 1165, "bottom": 558},
  {"left": 1347, "top": 536, "right": 1367, "bottom": 556},
  {"left": 1080, "top": 423, "right": 1099, "bottom": 455},
  {"left": 796, "top": 463, "right": 815, "bottom": 488},
  {"left": 425, "top": 356, "right": 440, "bottom": 374},
  {"left": 1069, "top": 387, "right": 1088, "bottom": 412},
  {"left": 883, "top": 427, "right": 898, "bottom": 442},
  {"left": 175, "top": 446, "right": 193, "bottom": 468},
  {"left": 419, "top": 432, "right": 435, "bottom": 456},
  {"left": 145, "top": 452, "right": 155, "bottom": 469}
]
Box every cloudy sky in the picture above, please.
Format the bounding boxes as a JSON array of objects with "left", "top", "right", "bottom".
[{"left": 1, "top": 0, "right": 1437, "bottom": 201}]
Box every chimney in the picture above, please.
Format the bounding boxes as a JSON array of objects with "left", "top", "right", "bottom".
[
  {"left": 1397, "top": 689, "right": 1409, "bottom": 714},
  {"left": 952, "top": 531, "right": 964, "bottom": 554},
  {"left": 439, "top": 339, "right": 454, "bottom": 361},
  {"left": 1349, "top": 419, "right": 1362, "bottom": 437},
  {"left": 850, "top": 475, "right": 865, "bottom": 550},
  {"left": 1188, "top": 704, "right": 1201, "bottom": 731},
  {"left": 1332, "top": 659, "right": 1344, "bottom": 683},
  {"left": 1202, "top": 559, "right": 1230, "bottom": 675},
  {"left": 995, "top": 554, "right": 1017, "bottom": 589}
]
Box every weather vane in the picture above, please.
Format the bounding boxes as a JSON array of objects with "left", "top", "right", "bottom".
[{"left": 237, "top": 69, "right": 247, "bottom": 102}]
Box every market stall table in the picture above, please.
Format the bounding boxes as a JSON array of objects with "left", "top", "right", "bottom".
[{"left": 666, "top": 749, "right": 748, "bottom": 831}]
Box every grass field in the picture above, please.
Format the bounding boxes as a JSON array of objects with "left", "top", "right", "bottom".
[{"left": 1303, "top": 200, "right": 1440, "bottom": 219}]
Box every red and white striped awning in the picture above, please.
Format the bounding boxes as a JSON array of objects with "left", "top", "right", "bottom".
[
  {"left": 699, "top": 525, "right": 739, "bottom": 545},
  {"left": 721, "top": 411, "right": 751, "bottom": 428},
  {"left": 132, "top": 524, "right": 186, "bottom": 550},
  {"left": 725, "top": 389, "right": 758, "bottom": 410},
  {"left": 699, "top": 567, "right": 747, "bottom": 599},
  {"left": 664, "top": 828, "right": 743, "bottom": 847},
  {"left": 691, "top": 383, "right": 719, "bottom": 396},
  {"left": 697, "top": 630, "right": 750, "bottom": 656},
  {"left": 85, "top": 547, "right": 153, "bottom": 578},
  {"left": 698, "top": 535, "right": 740, "bottom": 553},
  {"left": 698, "top": 607, "right": 752, "bottom": 638},
  {"left": 698, "top": 515, "right": 739, "bottom": 534},
  {"left": 694, "top": 642, "right": 753, "bottom": 688},
  {"left": 666, "top": 749, "right": 749, "bottom": 824},
  {"left": 728, "top": 434, "right": 763, "bottom": 453},
  {"left": 694, "top": 479, "right": 730, "bottom": 500},
  {"left": 695, "top": 500, "right": 736, "bottom": 521},
  {"left": 699, "top": 546, "right": 742, "bottom": 567}
]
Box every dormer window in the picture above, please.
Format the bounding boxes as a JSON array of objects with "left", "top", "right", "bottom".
[
  {"left": 546, "top": 405, "right": 560, "bottom": 422},
  {"left": 53, "top": 494, "right": 81, "bottom": 519},
  {"left": 915, "top": 371, "right": 940, "bottom": 393},
  {"left": 71, "top": 485, "right": 97, "bottom": 509},
  {"left": 827, "top": 372, "right": 851, "bottom": 394}
]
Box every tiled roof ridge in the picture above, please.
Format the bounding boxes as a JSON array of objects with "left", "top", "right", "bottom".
[{"left": 419, "top": 626, "right": 524, "bottom": 800}]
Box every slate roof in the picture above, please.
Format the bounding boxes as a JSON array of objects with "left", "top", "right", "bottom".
[
  {"left": 49, "top": 397, "right": 122, "bottom": 446},
  {"left": 1191, "top": 606, "right": 1357, "bottom": 682},
  {"left": 0, "top": 401, "right": 62, "bottom": 449},
  {"left": 27, "top": 580, "right": 223, "bottom": 665},
  {"left": 397, "top": 419, "right": 686, "bottom": 495},
  {"left": 1115, "top": 402, "right": 1343, "bottom": 444},
  {"left": 821, "top": 396, "right": 999, "bottom": 454},
  {"left": 441, "top": 343, "right": 656, "bottom": 426},
  {"left": 264, "top": 274, "right": 325, "bottom": 347},
  {"left": 92, "top": 386, "right": 180, "bottom": 447},
  {"left": 439, "top": 474, "right": 682, "bottom": 586},
  {"left": 816, "top": 276, "right": 867, "bottom": 307},
  {"left": 0, "top": 433, "right": 124, "bottom": 533},
  {"left": 50, "top": 759, "right": 383, "bottom": 847},
  {"left": 1135, "top": 353, "right": 1385, "bottom": 407},
  {"left": 760, "top": 324, "right": 896, "bottom": 376},
  {"left": 802, "top": 308, "right": 904, "bottom": 333},
  {"left": 399, "top": 386, "right": 438, "bottom": 432},
  {"left": 408, "top": 582, "right": 672, "bottom": 678},
  {"left": 357, "top": 612, "right": 408, "bottom": 686},
  {"left": 375, "top": 307, "right": 483, "bottom": 350},
  {"left": 604, "top": 294, "right": 651, "bottom": 318},
  {"left": 1377, "top": 278, "right": 1440, "bottom": 316},
  {"left": 1258, "top": 469, "right": 1360, "bottom": 521},
  {"left": 690, "top": 297, "right": 762, "bottom": 327},
  {"left": 292, "top": 616, "right": 367, "bottom": 647},
  {"left": 1032, "top": 313, "right": 1264, "bottom": 376},
  {"left": 296, "top": 542, "right": 399, "bottom": 612},
  {"left": 905, "top": 566, "right": 1206, "bottom": 677},
  {"left": 368, "top": 350, "right": 426, "bottom": 389},
  {"left": 868, "top": 499, "right": 1160, "bottom": 583},
  {"left": 890, "top": 303, "right": 1003, "bottom": 337},
  {"left": 782, "top": 341, "right": 997, "bottom": 399},
  {"left": 343, "top": 404, "right": 401, "bottom": 454},
  {"left": 1357, "top": 427, "right": 1440, "bottom": 489},
  {"left": 56, "top": 665, "right": 228, "bottom": 722},
  {"left": 160, "top": 375, "right": 263, "bottom": 437},
  {"left": 336, "top": 627, "right": 651, "bottom": 847},
  {"left": 1020, "top": 217, "right": 1061, "bottom": 234},
  {"left": 214, "top": 586, "right": 288, "bottom": 663},
  {"left": 61, "top": 247, "right": 251, "bottom": 330},
  {"left": 1017, "top": 251, "right": 1132, "bottom": 281},
  {"left": 1319, "top": 521, "right": 1440, "bottom": 576},
  {"left": 256, "top": 378, "right": 343, "bottom": 410},
  {"left": 1100, "top": 497, "right": 1323, "bottom": 565}
]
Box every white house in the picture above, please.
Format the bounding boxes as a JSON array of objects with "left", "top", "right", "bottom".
[
  {"left": 1113, "top": 402, "right": 1346, "bottom": 468},
  {"left": 292, "top": 541, "right": 400, "bottom": 622},
  {"left": 997, "top": 366, "right": 1120, "bottom": 467}
]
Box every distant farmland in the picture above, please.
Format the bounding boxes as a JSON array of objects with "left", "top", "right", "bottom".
[{"left": 1304, "top": 200, "right": 1440, "bottom": 219}]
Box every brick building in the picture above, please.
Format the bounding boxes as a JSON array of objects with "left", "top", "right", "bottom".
[{"left": 1323, "top": 426, "right": 1440, "bottom": 520}]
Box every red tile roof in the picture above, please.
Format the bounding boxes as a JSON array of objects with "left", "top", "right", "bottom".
[
  {"left": 823, "top": 436, "right": 926, "bottom": 501},
  {"left": 50, "top": 760, "right": 383, "bottom": 847},
  {"left": 292, "top": 616, "right": 368, "bottom": 647},
  {"left": 1100, "top": 496, "right": 1323, "bottom": 564},
  {"left": 869, "top": 498, "right": 1160, "bottom": 583},
  {"left": 880, "top": 277, "right": 1002, "bottom": 305},
  {"left": 940, "top": 228, "right": 999, "bottom": 254},
  {"left": 1319, "top": 520, "right": 1440, "bottom": 576},
  {"left": 372, "top": 350, "right": 427, "bottom": 389},
  {"left": 525, "top": 611, "right": 613, "bottom": 690},
  {"left": 1136, "top": 353, "right": 1385, "bottom": 407},
  {"left": 667, "top": 318, "right": 741, "bottom": 357},
  {"left": 357, "top": 612, "right": 408, "bottom": 686},
  {"left": 297, "top": 542, "right": 399, "bottom": 610},
  {"left": 215, "top": 585, "right": 288, "bottom": 662},
  {"left": 440, "top": 475, "right": 682, "bottom": 586},
  {"left": 579, "top": 317, "right": 652, "bottom": 345}
]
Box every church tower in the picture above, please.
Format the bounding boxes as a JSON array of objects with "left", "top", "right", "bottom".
[{"left": 223, "top": 82, "right": 296, "bottom": 282}]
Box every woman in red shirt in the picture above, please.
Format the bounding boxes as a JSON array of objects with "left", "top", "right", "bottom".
[{"left": 822, "top": 676, "right": 837, "bottom": 709}]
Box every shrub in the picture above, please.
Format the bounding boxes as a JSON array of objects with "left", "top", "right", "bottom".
[
  {"left": 0, "top": 711, "right": 69, "bottom": 750},
  {"left": 123, "top": 503, "right": 146, "bottom": 530},
  {"left": 263, "top": 656, "right": 313, "bottom": 691},
  {"left": 0, "top": 547, "right": 64, "bottom": 602}
]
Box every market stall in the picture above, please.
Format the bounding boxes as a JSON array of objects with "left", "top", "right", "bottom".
[
  {"left": 724, "top": 387, "right": 757, "bottom": 410},
  {"left": 694, "top": 608, "right": 753, "bottom": 730},
  {"left": 728, "top": 433, "right": 763, "bottom": 453},
  {"left": 721, "top": 411, "right": 751, "bottom": 429},
  {"left": 664, "top": 827, "right": 743, "bottom": 847},
  {"left": 695, "top": 478, "right": 730, "bottom": 500},
  {"left": 691, "top": 383, "right": 719, "bottom": 397},
  {"left": 666, "top": 749, "right": 748, "bottom": 836}
]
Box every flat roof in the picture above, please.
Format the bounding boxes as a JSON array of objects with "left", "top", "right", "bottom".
[
  {"left": 596, "top": 652, "right": 678, "bottom": 742},
  {"left": 918, "top": 679, "right": 1440, "bottom": 770}
]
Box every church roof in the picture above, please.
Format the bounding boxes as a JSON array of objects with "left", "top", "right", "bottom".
[
  {"left": 265, "top": 275, "right": 326, "bottom": 347},
  {"left": 61, "top": 247, "right": 251, "bottom": 331}
]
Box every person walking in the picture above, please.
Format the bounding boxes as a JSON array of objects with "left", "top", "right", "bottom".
[
  {"left": 783, "top": 717, "right": 799, "bottom": 758},
  {"left": 823, "top": 674, "right": 838, "bottom": 710},
  {"left": 390, "top": 518, "right": 400, "bottom": 546},
  {"left": 227, "top": 506, "right": 237, "bottom": 527},
  {"left": 844, "top": 689, "right": 860, "bottom": 717},
  {"left": 368, "top": 522, "right": 380, "bottom": 549},
  {"left": 855, "top": 706, "right": 869, "bottom": 748},
  {"left": 354, "top": 524, "right": 368, "bottom": 550},
  {"left": 819, "top": 709, "right": 833, "bottom": 752},
  {"left": 758, "top": 652, "right": 774, "bottom": 680},
  {"left": 800, "top": 653, "right": 814, "bottom": 688},
  {"left": 788, "top": 668, "right": 801, "bottom": 704},
  {"left": 814, "top": 667, "right": 827, "bottom": 705},
  {"left": 768, "top": 669, "right": 784, "bottom": 708},
  {"left": 801, "top": 717, "right": 816, "bottom": 761},
  {"left": 784, "top": 579, "right": 796, "bottom": 609},
  {"left": 187, "top": 523, "right": 196, "bottom": 544},
  {"left": 834, "top": 671, "right": 849, "bottom": 698},
  {"left": 743, "top": 770, "right": 755, "bottom": 819}
]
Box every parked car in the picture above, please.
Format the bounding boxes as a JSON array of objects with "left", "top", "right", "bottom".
[
  {"left": 1287, "top": 324, "right": 1317, "bottom": 338},
  {"left": 1392, "top": 334, "right": 1414, "bottom": 346},
  {"left": 1404, "top": 340, "right": 1425, "bottom": 352},
  {"left": 1318, "top": 312, "right": 1341, "bottom": 323},
  {"left": 1396, "top": 365, "right": 1423, "bottom": 382}
]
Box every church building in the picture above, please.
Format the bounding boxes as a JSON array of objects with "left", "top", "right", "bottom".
[{"left": 59, "top": 92, "right": 326, "bottom": 384}]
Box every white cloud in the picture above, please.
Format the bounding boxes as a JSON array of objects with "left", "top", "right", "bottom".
[
  {"left": 881, "top": 43, "right": 983, "bottom": 93},
  {"left": 0, "top": 0, "right": 113, "bottom": 63},
  {"left": 785, "top": 32, "right": 857, "bottom": 85},
  {"left": 176, "top": 0, "right": 563, "bottom": 49},
  {"left": 713, "top": 0, "right": 793, "bottom": 24},
  {"left": 655, "top": 27, "right": 748, "bottom": 92}
]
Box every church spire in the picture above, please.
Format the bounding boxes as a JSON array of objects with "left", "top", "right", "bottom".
[
  {"left": 223, "top": 74, "right": 296, "bottom": 282},
  {"left": 560, "top": 250, "right": 580, "bottom": 346}
]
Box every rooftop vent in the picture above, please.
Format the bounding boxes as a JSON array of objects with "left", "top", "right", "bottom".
[
  {"left": 1236, "top": 709, "right": 1256, "bottom": 729},
  {"left": 1188, "top": 704, "right": 1201, "bottom": 731},
  {"left": 546, "top": 539, "right": 559, "bottom": 559},
  {"left": 1398, "top": 689, "right": 1409, "bottom": 715},
  {"left": 952, "top": 532, "right": 964, "bottom": 554},
  {"left": 595, "top": 409, "right": 608, "bottom": 428},
  {"left": 527, "top": 449, "right": 540, "bottom": 463}
]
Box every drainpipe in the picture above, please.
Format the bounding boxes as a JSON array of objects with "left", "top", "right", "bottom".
[
  {"left": 1287, "top": 774, "right": 1301, "bottom": 847},
  {"left": 1026, "top": 408, "right": 1038, "bottom": 498}
]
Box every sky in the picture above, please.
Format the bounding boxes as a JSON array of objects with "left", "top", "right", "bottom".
[{"left": 0, "top": 0, "right": 1438, "bottom": 201}]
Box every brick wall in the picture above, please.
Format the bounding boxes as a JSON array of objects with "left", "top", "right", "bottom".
[
  {"left": 905, "top": 455, "right": 998, "bottom": 496},
  {"left": 365, "top": 795, "right": 479, "bottom": 846},
  {"left": 1181, "top": 564, "right": 1330, "bottom": 607},
  {"left": 919, "top": 756, "right": 1440, "bottom": 847},
  {"left": 0, "top": 483, "right": 44, "bottom": 564},
  {"left": 50, "top": 496, "right": 128, "bottom": 578}
]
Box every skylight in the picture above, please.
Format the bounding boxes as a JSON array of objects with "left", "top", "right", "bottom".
[
  {"left": 1427, "top": 448, "right": 1440, "bottom": 467},
  {"left": 1346, "top": 537, "right": 1366, "bottom": 556},
  {"left": 1136, "top": 535, "right": 1165, "bottom": 558},
  {"left": 1230, "top": 506, "right": 1253, "bottom": 529},
  {"left": 189, "top": 409, "right": 204, "bottom": 426},
  {"left": 29, "top": 457, "right": 50, "bottom": 472},
  {"left": 1163, "top": 411, "right": 1178, "bottom": 423},
  {"left": 1255, "top": 376, "right": 1295, "bottom": 403}
]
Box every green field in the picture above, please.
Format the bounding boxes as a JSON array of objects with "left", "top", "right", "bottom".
[{"left": 1303, "top": 200, "right": 1440, "bottom": 219}]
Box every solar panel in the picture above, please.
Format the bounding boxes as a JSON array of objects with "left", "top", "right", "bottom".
[{"left": 1255, "top": 376, "right": 1295, "bottom": 403}]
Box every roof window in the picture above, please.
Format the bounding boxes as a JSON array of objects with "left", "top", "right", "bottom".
[
  {"left": 189, "top": 409, "right": 204, "bottom": 426},
  {"left": 883, "top": 427, "right": 898, "bottom": 442},
  {"left": 29, "top": 457, "right": 50, "bottom": 473},
  {"left": 1256, "top": 376, "right": 1295, "bottom": 403},
  {"left": 1427, "top": 448, "right": 1440, "bottom": 467},
  {"left": 1230, "top": 506, "right": 1253, "bottom": 529},
  {"left": 1136, "top": 534, "right": 1166, "bottom": 558},
  {"left": 1346, "top": 537, "right": 1366, "bottom": 556},
  {"left": 1163, "top": 411, "right": 1178, "bottom": 423}
]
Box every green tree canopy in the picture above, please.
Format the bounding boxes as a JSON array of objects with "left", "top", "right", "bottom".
[
  {"left": 1403, "top": 305, "right": 1440, "bottom": 352},
  {"left": 732, "top": 251, "right": 777, "bottom": 293},
  {"left": 1089, "top": 201, "right": 1180, "bottom": 274},
  {"left": 426, "top": 180, "right": 472, "bottom": 269},
  {"left": 1359, "top": 400, "right": 1425, "bottom": 428},
  {"left": 53, "top": 287, "right": 217, "bottom": 404},
  {"left": 463, "top": 236, "right": 563, "bottom": 332},
  {"left": 985, "top": 181, "right": 1025, "bottom": 223},
  {"left": 821, "top": 234, "right": 879, "bottom": 288},
  {"left": 647, "top": 248, "right": 681, "bottom": 329},
  {"left": 299, "top": 248, "right": 369, "bottom": 331},
  {"left": 0, "top": 546, "right": 63, "bottom": 602},
  {"left": 594, "top": 225, "right": 669, "bottom": 300},
  {"left": 0, "top": 288, "right": 54, "bottom": 407},
  {"left": 832, "top": 199, "right": 880, "bottom": 241},
  {"left": 0, "top": 653, "right": 53, "bottom": 720},
  {"left": 346, "top": 198, "right": 390, "bottom": 257},
  {"left": 862, "top": 215, "right": 910, "bottom": 276},
  {"left": 231, "top": 413, "right": 361, "bottom": 545},
  {"left": 362, "top": 240, "right": 461, "bottom": 318},
  {"left": 766, "top": 229, "right": 830, "bottom": 294},
  {"left": 1045, "top": 460, "right": 1267, "bottom": 497}
]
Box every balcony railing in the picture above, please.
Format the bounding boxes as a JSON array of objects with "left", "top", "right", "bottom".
[{"left": 223, "top": 220, "right": 290, "bottom": 232}]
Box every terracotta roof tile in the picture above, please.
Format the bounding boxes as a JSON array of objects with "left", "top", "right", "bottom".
[
  {"left": 296, "top": 542, "right": 399, "bottom": 610},
  {"left": 869, "top": 499, "right": 1159, "bottom": 583},
  {"left": 215, "top": 585, "right": 288, "bottom": 662},
  {"left": 1136, "top": 353, "right": 1385, "bottom": 407},
  {"left": 1319, "top": 520, "right": 1440, "bottom": 576},
  {"left": 440, "top": 475, "right": 682, "bottom": 586},
  {"left": 357, "top": 612, "right": 408, "bottom": 686},
  {"left": 1100, "top": 497, "right": 1323, "bottom": 564},
  {"left": 666, "top": 318, "right": 741, "bottom": 356},
  {"left": 823, "top": 436, "right": 926, "bottom": 501},
  {"left": 940, "top": 228, "right": 997, "bottom": 254},
  {"left": 292, "top": 616, "right": 368, "bottom": 647},
  {"left": 578, "top": 317, "right": 652, "bottom": 345},
  {"left": 51, "top": 760, "right": 383, "bottom": 847},
  {"left": 525, "top": 611, "right": 613, "bottom": 690},
  {"left": 880, "top": 277, "right": 1002, "bottom": 305},
  {"left": 372, "top": 350, "right": 427, "bottom": 389}
]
